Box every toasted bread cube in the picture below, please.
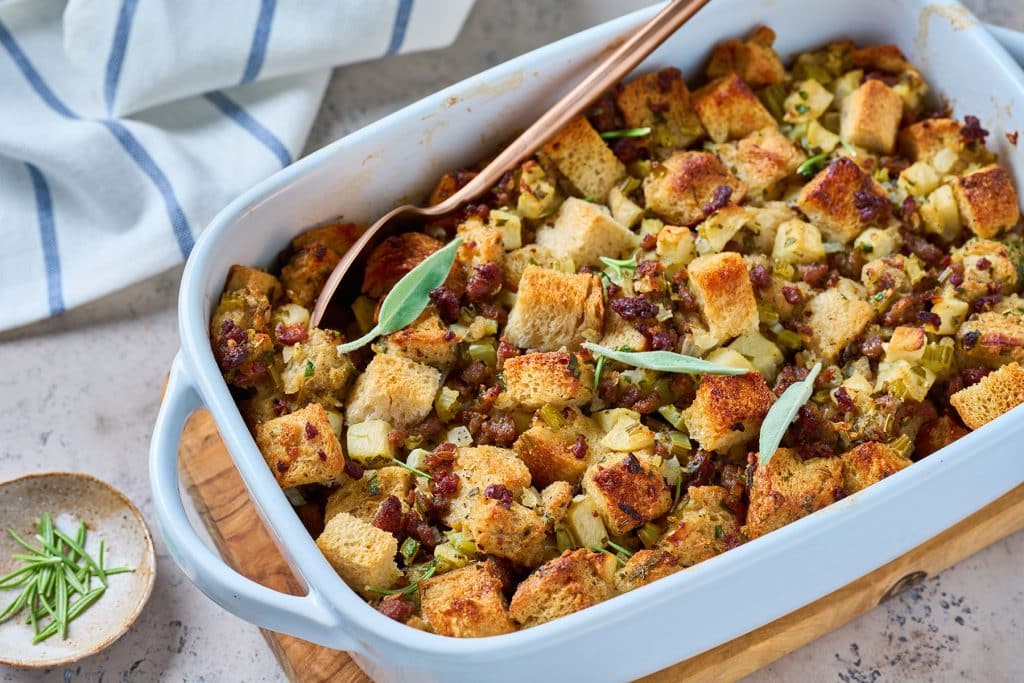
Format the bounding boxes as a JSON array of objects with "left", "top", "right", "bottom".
[
  {"left": 687, "top": 252, "right": 759, "bottom": 343},
  {"left": 324, "top": 466, "right": 412, "bottom": 525},
  {"left": 806, "top": 278, "right": 874, "bottom": 360},
  {"left": 497, "top": 351, "right": 594, "bottom": 410},
  {"left": 316, "top": 512, "right": 400, "bottom": 598},
  {"left": 715, "top": 127, "right": 806, "bottom": 195},
  {"left": 345, "top": 354, "right": 441, "bottom": 429},
  {"left": 211, "top": 287, "right": 273, "bottom": 337},
  {"left": 745, "top": 448, "right": 844, "bottom": 539},
  {"left": 508, "top": 549, "right": 616, "bottom": 628},
  {"left": 958, "top": 312, "right": 1024, "bottom": 367},
  {"left": 540, "top": 116, "right": 625, "bottom": 202},
  {"left": 658, "top": 485, "right": 738, "bottom": 566},
  {"left": 514, "top": 407, "right": 606, "bottom": 487},
  {"left": 693, "top": 74, "right": 777, "bottom": 143},
  {"left": 898, "top": 118, "right": 977, "bottom": 168},
  {"left": 706, "top": 27, "right": 785, "bottom": 87},
  {"left": 239, "top": 380, "right": 293, "bottom": 431},
  {"left": 280, "top": 328, "right": 356, "bottom": 408},
  {"left": 917, "top": 415, "right": 970, "bottom": 457},
  {"left": 953, "top": 165, "right": 1021, "bottom": 239},
  {"left": 643, "top": 151, "right": 747, "bottom": 226},
  {"left": 535, "top": 198, "right": 639, "bottom": 268},
  {"left": 420, "top": 560, "right": 515, "bottom": 638},
  {"left": 615, "top": 67, "right": 704, "bottom": 152},
  {"left": 840, "top": 80, "right": 904, "bottom": 154},
  {"left": 255, "top": 403, "right": 345, "bottom": 488},
  {"left": 861, "top": 254, "right": 913, "bottom": 297},
  {"left": 502, "top": 244, "right": 566, "bottom": 291},
  {"left": 280, "top": 241, "right": 341, "bottom": 309},
  {"left": 796, "top": 158, "right": 890, "bottom": 244},
  {"left": 457, "top": 218, "right": 505, "bottom": 269},
  {"left": 951, "top": 238, "right": 1018, "bottom": 303},
  {"left": 599, "top": 307, "right": 649, "bottom": 352},
  {"left": 362, "top": 232, "right": 443, "bottom": 298},
  {"left": 950, "top": 362, "right": 1024, "bottom": 429},
  {"left": 840, "top": 442, "right": 911, "bottom": 494},
  {"left": 683, "top": 372, "right": 772, "bottom": 453},
  {"left": 614, "top": 549, "right": 681, "bottom": 593},
  {"left": 504, "top": 266, "right": 604, "bottom": 351},
  {"left": 467, "top": 499, "right": 549, "bottom": 568},
  {"left": 772, "top": 219, "right": 825, "bottom": 265},
  {"left": 540, "top": 481, "right": 575, "bottom": 527},
  {"left": 851, "top": 44, "right": 911, "bottom": 73},
  {"left": 291, "top": 222, "right": 363, "bottom": 259},
  {"left": 380, "top": 308, "right": 457, "bottom": 368},
  {"left": 582, "top": 452, "right": 672, "bottom": 535},
  {"left": 225, "top": 265, "right": 281, "bottom": 302},
  {"left": 443, "top": 446, "right": 533, "bottom": 529}
]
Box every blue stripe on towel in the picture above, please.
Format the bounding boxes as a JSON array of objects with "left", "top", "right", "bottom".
[
  {"left": 24, "top": 162, "right": 65, "bottom": 315},
  {"left": 204, "top": 91, "right": 292, "bottom": 167},
  {"left": 386, "top": 0, "right": 414, "bottom": 55},
  {"left": 242, "top": 0, "right": 276, "bottom": 83},
  {"left": 104, "top": 0, "right": 140, "bottom": 114},
  {"left": 0, "top": 19, "right": 195, "bottom": 258}
]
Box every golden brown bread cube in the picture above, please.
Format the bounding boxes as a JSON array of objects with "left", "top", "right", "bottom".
[
  {"left": 683, "top": 372, "right": 773, "bottom": 453},
  {"left": 840, "top": 442, "right": 911, "bottom": 494},
  {"left": 280, "top": 328, "right": 356, "bottom": 408},
  {"left": 614, "top": 549, "right": 681, "bottom": 593},
  {"left": 615, "top": 67, "right": 704, "bottom": 153},
  {"left": 380, "top": 308, "right": 457, "bottom": 368},
  {"left": 796, "top": 157, "right": 890, "bottom": 244},
  {"left": 456, "top": 218, "right": 505, "bottom": 269},
  {"left": 238, "top": 379, "right": 292, "bottom": 431},
  {"left": 255, "top": 403, "right": 346, "bottom": 488},
  {"left": 280, "top": 241, "right": 341, "bottom": 309},
  {"left": 806, "top": 278, "right": 874, "bottom": 361},
  {"left": 362, "top": 232, "right": 443, "bottom": 298},
  {"left": 508, "top": 549, "right": 617, "bottom": 628},
  {"left": 497, "top": 351, "right": 594, "bottom": 410},
  {"left": 502, "top": 244, "right": 563, "bottom": 291},
  {"left": 705, "top": 26, "right": 786, "bottom": 88},
  {"left": 210, "top": 287, "right": 276, "bottom": 388},
  {"left": 467, "top": 499, "right": 549, "bottom": 568},
  {"left": 714, "top": 127, "right": 806, "bottom": 195},
  {"left": 643, "top": 151, "right": 747, "bottom": 226},
  {"left": 315, "top": 512, "right": 401, "bottom": 598},
  {"left": 344, "top": 353, "right": 441, "bottom": 429},
  {"left": 953, "top": 165, "right": 1021, "bottom": 239},
  {"left": 540, "top": 116, "right": 626, "bottom": 202},
  {"left": 745, "top": 448, "right": 844, "bottom": 539},
  {"left": 420, "top": 560, "right": 515, "bottom": 638},
  {"left": 840, "top": 79, "right": 904, "bottom": 154},
  {"left": 692, "top": 73, "right": 777, "bottom": 143},
  {"left": 950, "top": 362, "right": 1024, "bottom": 429},
  {"left": 860, "top": 254, "right": 913, "bottom": 297},
  {"left": 535, "top": 197, "right": 639, "bottom": 268},
  {"left": 582, "top": 452, "right": 672, "bottom": 535},
  {"left": 224, "top": 265, "right": 281, "bottom": 302},
  {"left": 898, "top": 118, "right": 987, "bottom": 170},
  {"left": 504, "top": 266, "right": 604, "bottom": 352},
  {"left": 513, "top": 407, "right": 605, "bottom": 487},
  {"left": 442, "top": 446, "right": 533, "bottom": 529},
  {"left": 658, "top": 485, "right": 738, "bottom": 567},
  {"left": 211, "top": 287, "right": 273, "bottom": 337},
  {"left": 540, "top": 481, "right": 575, "bottom": 527},
  {"left": 324, "top": 466, "right": 413, "bottom": 525},
  {"left": 291, "top": 222, "right": 363, "bottom": 259},
  {"left": 687, "top": 252, "right": 759, "bottom": 343},
  {"left": 958, "top": 311, "right": 1024, "bottom": 367},
  {"left": 851, "top": 44, "right": 911, "bottom": 73},
  {"left": 598, "top": 306, "right": 649, "bottom": 352},
  {"left": 950, "top": 238, "right": 1018, "bottom": 303}
]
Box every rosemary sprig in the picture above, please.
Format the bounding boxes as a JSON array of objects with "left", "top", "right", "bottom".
[
  {"left": 0, "top": 514, "right": 134, "bottom": 644},
  {"left": 390, "top": 457, "right": 432, "bottom": 480},
  {"left": 367, "top": 558, "right": 439, "bottom": 596}
]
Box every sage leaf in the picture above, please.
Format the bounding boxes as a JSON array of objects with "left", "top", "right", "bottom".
[
  {"left": 758, "top": 362, "right": 822, "bottom": 466},
  {"left": 337, "top": 237, "right": 463, "bottom": 354},
  {"left": 582, "top": 342, "right": 749, "bottom": 376}
]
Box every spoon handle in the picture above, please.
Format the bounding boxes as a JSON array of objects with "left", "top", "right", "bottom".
[{"left": 429, "top": 0, "right": 710, "bottom": 216}]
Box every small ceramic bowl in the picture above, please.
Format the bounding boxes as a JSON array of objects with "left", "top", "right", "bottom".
[{"left": 0, "top": 472, "right": 156, "bottom": 668}]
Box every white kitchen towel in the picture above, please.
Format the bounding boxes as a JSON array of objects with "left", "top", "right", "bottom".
[{"left": 0, "top": 0, "right": 474, "bottom": 332}]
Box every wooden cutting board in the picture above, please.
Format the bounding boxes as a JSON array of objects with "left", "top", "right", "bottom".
[{"left": 177, "top": 407, "right": 1024, "bottom": 683}]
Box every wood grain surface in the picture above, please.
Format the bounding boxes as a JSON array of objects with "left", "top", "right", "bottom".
[{"left": 177, "top": 408, "right": 1024, "bottom": 683}]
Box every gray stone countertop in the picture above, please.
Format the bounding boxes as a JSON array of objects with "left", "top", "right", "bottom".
[{"left": 1, "top": 1, "right": 1023, "bottom": 681}]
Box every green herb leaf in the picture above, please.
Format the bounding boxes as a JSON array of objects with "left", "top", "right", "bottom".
[
  {"left": 840, "top": 139, "right": 858, "bottom": 157},
  {"left": 600, "top": 127, "right": 651, "bottom": 140},
  {"left": 758, "top": 362, "right": 822, "bottom": 465},
  {"left": 303, "top": 360, "right": 315, "bottom": 377},
  {"left": 337, "top": 237, "right": 463, "bottom": 354},
  {"left": 367, "top": 558, "right": 439, "bottom": 596},
  {"left": 797, "top": 153, "right": 830, "bottom": 178},
  {"left": 391, "top": 457, "right": 432, "bottom": 480},
  {"left": 593, "top": 355, "right": 606, "bottom": 391},
  {"left": 582, "top": 342, "right": 749, "bottom": 376}
]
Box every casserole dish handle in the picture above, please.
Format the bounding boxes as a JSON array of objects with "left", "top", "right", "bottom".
[{"left": 150, "top": 353, "right": 355, "bottom": 651}]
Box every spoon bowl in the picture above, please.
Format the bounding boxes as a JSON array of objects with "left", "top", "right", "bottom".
[{"left": 0, "top": 472, "right": 156, "bottom": 669}]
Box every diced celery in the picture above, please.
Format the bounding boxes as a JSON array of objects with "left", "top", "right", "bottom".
[
  {"left": 638, "top": 522, "right": 663, "bottom": 549},
  {"left": 657, "top": 405, "right": 687, "bottom": 431},
  {"left": 539, "top": 404, "right": 568, "bottom": 430},
  {"left": 468, "top": 339, "right": 497, "bottom": 367}
]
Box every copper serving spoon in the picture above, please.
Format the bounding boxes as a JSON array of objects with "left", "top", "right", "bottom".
[{"left": 310, "top": 0, "right": 710, "bottom": 328}]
